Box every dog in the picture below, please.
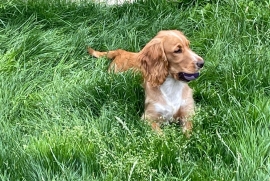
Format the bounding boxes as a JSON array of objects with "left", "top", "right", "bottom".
[{"left": 88, "top": 30, "right": 204, "bottom": 134}]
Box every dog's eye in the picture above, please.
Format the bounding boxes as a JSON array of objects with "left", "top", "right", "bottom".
[{"left": 174, "top": 48, "right": 182, "bottom": 53}]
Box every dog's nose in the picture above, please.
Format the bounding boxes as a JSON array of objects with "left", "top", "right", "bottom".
[{"left": 196, "top": 61, "right": 204, "bottom": 68}]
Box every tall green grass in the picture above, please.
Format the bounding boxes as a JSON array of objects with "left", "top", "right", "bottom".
[{"left": 0, "top": 0, "right": 269, "bottom": 180}]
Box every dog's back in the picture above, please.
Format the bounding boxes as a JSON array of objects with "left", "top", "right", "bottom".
[{"left": 88, "top": 47, "right": 140, "bottom": 72}]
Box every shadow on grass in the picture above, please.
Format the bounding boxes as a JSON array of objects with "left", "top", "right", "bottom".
[{"left": 64, "top": 70, "right": 145, "bottom": 122}]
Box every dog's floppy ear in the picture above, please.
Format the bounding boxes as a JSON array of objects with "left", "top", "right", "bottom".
[{"left": 138, "top": 38, "right": 168, "bottom": 87}]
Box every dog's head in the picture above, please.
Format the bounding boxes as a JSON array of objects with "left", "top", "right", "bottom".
[{"left": 138, "top": 30, "right": 204, "bottom": 86}]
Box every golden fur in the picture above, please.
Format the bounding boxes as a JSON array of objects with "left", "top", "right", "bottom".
[
  {"left": 88, "top": 30, "right": 204, "bottom": 134},
  {"left": 88, "top": 47, "right": 139, "bottom": 72}
]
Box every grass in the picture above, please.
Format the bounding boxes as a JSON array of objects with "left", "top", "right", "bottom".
[{"left": 0, "top": 0, "right": 269, "bottom": 180}]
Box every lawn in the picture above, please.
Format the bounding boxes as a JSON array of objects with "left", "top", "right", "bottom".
[{"left": 0, "top": 0, "right": 269, "bottom": 180}]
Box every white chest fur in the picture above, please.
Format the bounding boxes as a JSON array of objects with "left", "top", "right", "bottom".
[{"left": 154, "top": 76, "right": 186, "bottom": 120}]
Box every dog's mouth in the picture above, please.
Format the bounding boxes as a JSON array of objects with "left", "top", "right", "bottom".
[{"left": 178, "top": 72, "right": 200, "bottom": 82}]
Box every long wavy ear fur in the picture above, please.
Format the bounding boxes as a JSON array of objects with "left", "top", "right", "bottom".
[{"left": 138, "top": 38, "right": 168, "bottom": 87}]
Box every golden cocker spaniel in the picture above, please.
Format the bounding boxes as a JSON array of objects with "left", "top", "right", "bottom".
[{"left": 88, "top": 30, "right": 204, "bottom": 134}]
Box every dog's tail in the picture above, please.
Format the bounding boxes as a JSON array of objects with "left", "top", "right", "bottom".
[{"left": 88, "top": 47, "right": 119, "bottom": 60}]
